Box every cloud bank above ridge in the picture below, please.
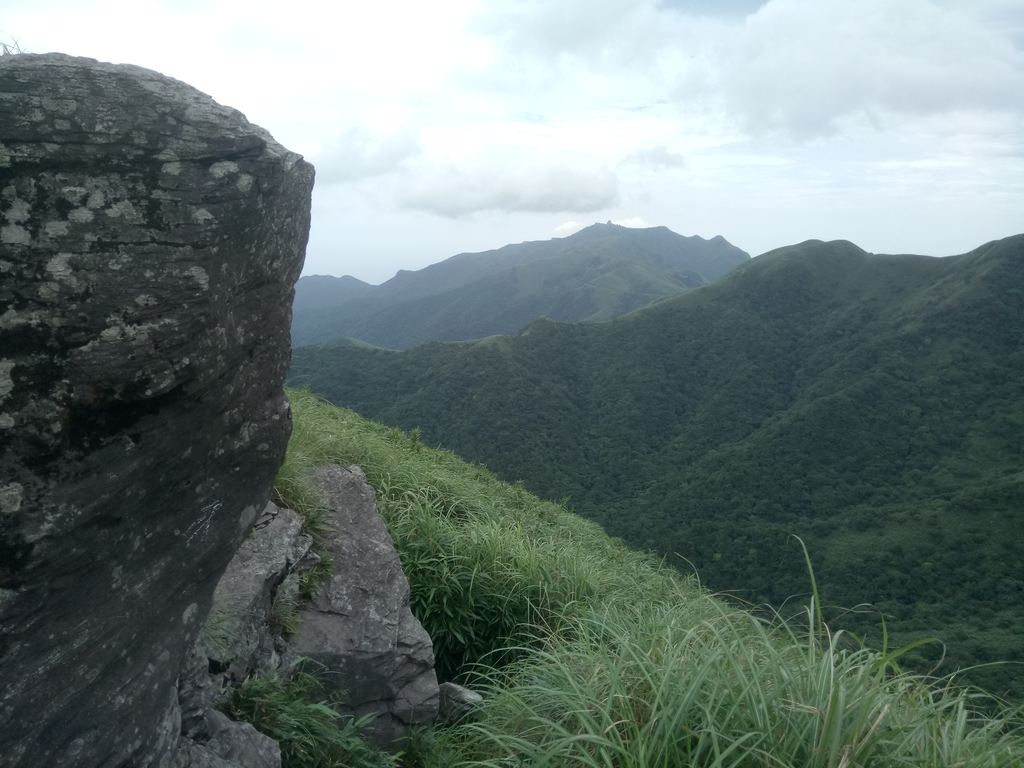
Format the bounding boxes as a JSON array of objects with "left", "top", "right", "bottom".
[{"left": 7, "top": 0, "right": 1024, "bottom": 282}]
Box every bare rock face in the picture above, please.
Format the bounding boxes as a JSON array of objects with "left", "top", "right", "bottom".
[
  {"left": 175, "top": 710, "right": 282, "bottom": 768},
  {"left": 204, "top": 505, "right": 313, "bottom": 684},
  {"left": 287, "top": 465, "right": 439, "bottom": 749},
  {"left": 205, "top": 502, "right": 305, "bottom": 684},
  {"left": 175, "top": 637, "right": 281, "bottom": 768},
  {"left": 0, "top": 54, "right": 313, "bottom": 767}
]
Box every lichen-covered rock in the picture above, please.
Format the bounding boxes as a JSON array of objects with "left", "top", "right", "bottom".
[
  {"left": 0, "top": 53, "right": 313, "bottom": 767},
  {"left": 286, "top": 465, "right": 439, "bottom": 749}
]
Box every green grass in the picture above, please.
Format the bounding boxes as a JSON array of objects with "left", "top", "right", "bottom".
[
  {"left": 279, "top": 388, "right": 689, "bottom": 681},
  {"left": 444, "top": 604, "right": 1024, "bottom": 767},
  {"left": 252, "top": 388, "right": 1024, "bottom": 767},
  {"left": 218, "top": 671, "right": 398, "bottom": 768}
]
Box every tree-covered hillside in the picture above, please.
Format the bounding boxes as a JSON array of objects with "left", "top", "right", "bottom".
[
  {"left": 290, "top": 234, "right": 1024, "bottom": 697},
  {"left": 291, "top": 223, "right": 748, "bottom": 348}
]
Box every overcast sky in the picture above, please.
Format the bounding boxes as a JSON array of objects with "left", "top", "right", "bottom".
[{"left": 5, "top": 0, "right": 1023, "bottom": 283}]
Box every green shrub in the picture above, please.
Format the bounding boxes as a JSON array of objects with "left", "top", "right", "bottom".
[{"left": 218, "top": 671, "right": 396, "bottom": 768}]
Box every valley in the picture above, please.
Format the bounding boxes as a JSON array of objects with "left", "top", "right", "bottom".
[{"left": 291, "top": 233, "right": 1024, "bottom": 697}]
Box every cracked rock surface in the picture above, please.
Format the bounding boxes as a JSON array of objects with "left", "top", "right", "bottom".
[
  {"left": 206, "top": 502, "right": 307, "bottom": 683},
  {"left": 0, "top": 53, "right": 313, "bottom": 768}
]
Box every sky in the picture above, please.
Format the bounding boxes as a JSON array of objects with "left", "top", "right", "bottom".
[{"left": 4, "top": 0, "right": 1023, "bottom": 284}]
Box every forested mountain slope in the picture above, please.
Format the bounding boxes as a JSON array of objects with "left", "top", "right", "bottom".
[
  {"left": 291, "top": 223, "right": 748, "bottom": 348},
  {"left": 290, "top": 234, "right": 1024, "bottom": 697}
]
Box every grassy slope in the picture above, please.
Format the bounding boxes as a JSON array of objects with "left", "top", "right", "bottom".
[
  {"left": 268, "top": 390, "right": 1024, "bottom": 767},
  {"left": 277, "top": 389, "right": 692, "bottom": 681},
  {"left": 288, "top": 235, "right": 1024, "bottom": 697}
]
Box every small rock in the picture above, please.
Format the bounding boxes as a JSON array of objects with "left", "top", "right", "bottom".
[
  {"left": 438, "top": 682, "right": 484, "bottom": 725},
  {"left": 288, "top": 533, "right": 315, "bottom": 572},
  {"left": 204, "top": 711, "right": 281, "bottom": 768},
  {"left": 175, "top": 711, "right": 281, "bottom": 768}
]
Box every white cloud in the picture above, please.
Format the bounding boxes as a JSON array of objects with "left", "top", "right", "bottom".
[
  {"left": 472, "top": 0, "right": 1024, "bottom": 142},
  {"left": 314, "top": 126, "right": 420, "bottom": 184},
  {"left": 624, "top": 145, "right": 688, "bottom": 169},
  {"left": 400, "top": 160, "right": 618, "bottom": 217},
  {"left": 554, "top": 220, "right": 583, "bottom": 235},
  {"left": 613, "top": 217, "right": 650, "bottom": 228},
  {"left": 659, "top": 0, "right": 768, "bottom": 16},
  {"left": 676, "top": 0, "right": 1024, "bottom": 138},
  {"left": 477, "top": 0, "right": 655, "bottom": 63},
  {"left": 5, "top": 0, "right": 1024, "bottom": 281}
]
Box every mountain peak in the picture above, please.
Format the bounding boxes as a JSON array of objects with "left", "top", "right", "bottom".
[{"left": 292, "top": 225, "right": 750, "bottom": 348}]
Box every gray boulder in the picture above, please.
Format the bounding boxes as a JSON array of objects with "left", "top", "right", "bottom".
[
  {"left": 287, "top": 465, "right": 439, "bottom": 749},
  {"left": 0, "top": 53, "right": 313, "bottom": 767}
]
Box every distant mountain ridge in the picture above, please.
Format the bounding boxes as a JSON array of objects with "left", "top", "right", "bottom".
[
  {"left": 290, "top": 233, "right": 1024, "bottom": 697},
  {"left": 294, "top": 274, "right": 374, "bottom": 308},
  {"left": 291, "top": 223, "right": 749, "bottom": 348}
]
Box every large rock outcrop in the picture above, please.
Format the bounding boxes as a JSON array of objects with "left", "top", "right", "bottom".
[
  {"left": 287, "top": 465, "right": 439, "bottom": 749},
  {"left": 0, "top": 54, "right": 313, "bottom": 767}
]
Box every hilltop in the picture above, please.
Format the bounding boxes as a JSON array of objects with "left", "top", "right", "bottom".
[
  {"left": 290, "top": 233, "right": 1024, "bottom": 697},
  {"left": 291, "top": 223, "right": 749, "bottom": 348}
]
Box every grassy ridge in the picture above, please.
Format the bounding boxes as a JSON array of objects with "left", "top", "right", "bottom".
[
  {"left": 452, "top": 604, "right": 1024, "bottom": 767},
  {"left": 259, "top": 389, "right": 1024, "bottom": 767}
]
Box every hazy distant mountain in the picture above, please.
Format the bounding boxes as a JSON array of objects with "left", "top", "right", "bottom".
[
  {"left": 291, "top": 223, "right": 749, "bottom": 348},
  {"left": 290, "top": 233, "right": 1024, "bottom": 697},
  {"left": 293, "top": 274, "right": 374, "bottom": 309}
]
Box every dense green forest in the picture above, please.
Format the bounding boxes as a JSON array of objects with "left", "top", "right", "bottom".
[
  {"left": 290, "top": 235, "right": 1024, "bottom": 698},
  {"left": 291, "top": 223, "right": 748, "bottom": 348}
]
